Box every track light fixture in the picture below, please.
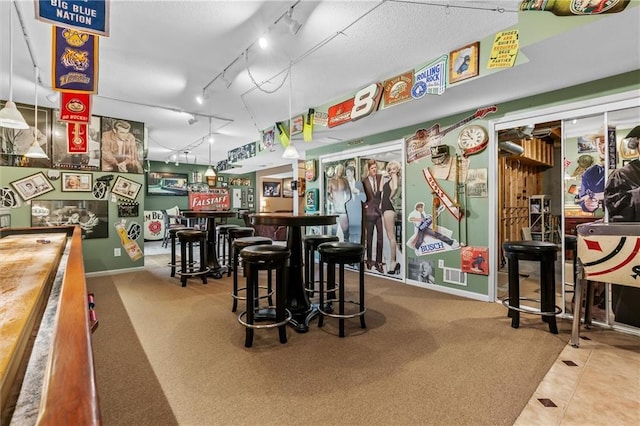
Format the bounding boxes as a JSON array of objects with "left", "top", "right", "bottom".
[
  {"left": 188, "top": 116, "right": 198, "bottom": 125},
  {"left": 281, "top": 8, "right": 302, "bottom": 35}
]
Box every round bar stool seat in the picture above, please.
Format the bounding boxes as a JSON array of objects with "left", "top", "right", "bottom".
[
  {"left": 237, "top": 244, "right": 291, "bottom": 348},
  {"left": 231, "top": 236, "right": 273, "bottom": 312},
  {"left": 303, "top": 234, "right": 339, "bottom": 297},
  {"left": 176, "top": 230, "right": 210, "bottom": 287},
  {"left": 317, "top": 241, "right": 366, "bottom": 338},
  {"left": 227, "top": 227, "right": 256, "bottom": 277},
  {"left": 502, "top": 240, "right": 561, "bottom": 334},
  {"left": 168, "top": 226, "right": 194, "bottom": 277},
  {"left": 216, "top": 224, "right": 240, "bottom": 266}
]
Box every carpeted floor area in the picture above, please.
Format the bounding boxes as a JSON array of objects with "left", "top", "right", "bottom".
[{"left": 88, "top": 252, "right": 571, "bottom": 425}]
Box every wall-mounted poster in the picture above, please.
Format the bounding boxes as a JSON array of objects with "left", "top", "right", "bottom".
[
  {"left": 53, "top": 114, "right": 101, "bottom": 170},
  {"left": 11, "top": 172, "right": 54, "bottom": 201},
  {"left": 146, "top": 172, "right": 188, "bottom": 196},
  {"left": 262, "top": 181, "right": 281, "bottom": 197},
  {"left": 460, "top": 246, "right": 489, "bottom": 275},
  {"left": 31, "top": 199, "right": 109, "bottom": 239},
  {"left": 0, "top": 101, "right": 52, "bottom": 168},
  {"left": 100, "top": 117, "right": 145, "bottom": 173},
  {"left": 282, "top": 178, "right": 294, "bottom": 197}
]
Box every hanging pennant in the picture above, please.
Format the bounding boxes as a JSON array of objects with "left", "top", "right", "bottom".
[
  {"left": 276, "top": 122, "right": 290, "bottom": 147},
  {"left": 67, "top": 123, "right": 88, "bottom": 153},
  {"left": 52, "top": 26, "right": 99, "bottom": 94},
  {"left": 303, "top": 108, "right": 314, "bottom": 142},
  {"left": 59, "top": 92, "right": 91, "bottom": 123}
]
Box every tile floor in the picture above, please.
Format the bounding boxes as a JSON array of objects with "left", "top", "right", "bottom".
[{"left": 515, "top": 327, "right": 640, "bottom": 425}]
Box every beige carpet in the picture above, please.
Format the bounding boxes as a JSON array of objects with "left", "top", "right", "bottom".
[{"left": 88, "top": 253, "right": 570, "bottom": 425}]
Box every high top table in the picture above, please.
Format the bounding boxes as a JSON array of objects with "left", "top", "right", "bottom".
[
  {"left": 250, "top": 213, "right": 337, "bottom": 332},
  {"left": 181, "top": 210, "right": 236, "bottom": 279}
]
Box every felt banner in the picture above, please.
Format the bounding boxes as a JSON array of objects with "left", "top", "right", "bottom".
[
  {"left": 59, "top": 92, "right": 91, "bottom": 123},
  {"left": 52, "top": 26, "right": 99, "bottom": 94},
  {"left": 67, "top": 122, "right": 88, "bottom": 153},
  {"left": 36, "top": 0, "right": 110, "bottom": 37}
]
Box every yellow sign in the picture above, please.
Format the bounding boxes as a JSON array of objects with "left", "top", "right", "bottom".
[{"left": 487, "top": 30, "right": 519, "bottom": 69}]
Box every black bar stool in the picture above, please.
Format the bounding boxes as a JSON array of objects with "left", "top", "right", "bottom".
[
  {"left": 231, "top": 236, "right": 273, "bottom": 312},
  {"left": 176, "top": 230, "right": 210, "bottom": 287},
  {"left": 502, "top": 240, "right": 561, "bottom": 334},
  {"left": 238, "top": 245, "right": 292, "bottom": 348},
  {"left": 227, "top": 226, "right": 256, "bottom": 276},
  {"left": 317, "top": 241, "right": 366, "bottom": 338},
  {"left": 168, "top": 226, "right": 194, "bottom": 277},
  {"left": 216, "top": 224, "right": 239, "bottom": 266},
  {"left": 303, "top": 234, "right": 339, "bottom": 297}
]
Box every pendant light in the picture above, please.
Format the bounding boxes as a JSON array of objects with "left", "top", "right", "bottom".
[
  {"left": 282, "top": 62, "right": 299, "bottom": 160},
  {"left": 25, "top": 66, "right": 48, "bottom": 159},
  {"left": 204, "top": 117, "right": 217, "bottom": 178},
  {"left": 0, "top": 2, "right": 29, "bottom": 129}
]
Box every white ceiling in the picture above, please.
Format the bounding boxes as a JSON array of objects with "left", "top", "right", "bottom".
[{"left": 1, "top": 0, "right": 639, "bottom": 175}]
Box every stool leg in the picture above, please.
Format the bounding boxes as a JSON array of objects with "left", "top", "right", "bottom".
[
  {"left": 359, "top": 260, "right": 366, "bottom": 329},
  {"left": 541, "top": 258, "right": 558, "bottom": 334},
  {"left": 267, "top": 268, "right": 274, "bottom": 307},
  {"left": 338, "top": 262, "right": 345, "bottom": 338},
  {"left": 227, "top": 236, "right": 233, "bottom": 276},
  {"left": 245, "top": 262, "right": 255, "bottom": 348},
  {"left": 180, "top": 241, "right": 188, "bottom": 287},
  {"left": 318, "top": 257, "right": 325, "bottom": 328},
  {"left": 276, "top": 264, "right": 287, "bottom": 344},
  {"left": 232, "top": 249, "right": 239, "bottom": 312},
  {"left": 200, "top": 237, "right": 208, "bottom": 284},
  {"left": 170, "top": 234, "right": 177, "bottom": 277},
  {"left": 507, "top": 256, "right": 520, "bottom": 328},
  {"left": 308, "top": 248, "right": 315, "bottom": 297}
]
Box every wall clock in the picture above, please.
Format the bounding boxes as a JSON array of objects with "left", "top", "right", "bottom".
[{"left": 458, "top": 124, "right": 488, "bottom": 157}]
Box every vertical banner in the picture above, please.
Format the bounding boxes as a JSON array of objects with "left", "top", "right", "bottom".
[
  {"left": 67, "top": 123, "right": 88, "bottom": 153},
  {"left": 52, "top": 26, "right": 99, "bottom": 93},
  {"left": 59, "top": 92, "right": 91, "bottom": 123}
]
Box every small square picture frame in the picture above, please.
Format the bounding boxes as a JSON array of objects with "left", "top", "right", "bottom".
[
  {"left": 11, "top": 172, "right": 54, "bottom": 201},
  {"left": 112, "top": 176, "right": 141, "bottom": 200},
  {"left": 449, "top": 41, "right": 479, "bottom": 84},
  {"left": 61, "top": 172, "right": 93, "bottom": 192}
]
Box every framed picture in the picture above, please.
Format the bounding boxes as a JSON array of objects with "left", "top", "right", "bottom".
[
  {"left": 0, "top": 213, "right": 10, "bottom": 228},
  {"left": 100, "top": 117, "right": 145, "bottom": 174},
  {"left": 262, "top": 181, "right": 281, "bottom": 197},
  {"left": 206, "top": 175, "right": 217, "bottom": 187},
  {"left": 11, "top": 172, "right": 54, "bottom": 201},
  {"left": 112, "top": 176, "right": 142, "bottom": 199},
  {"left": 30, "top": 199, "right": 109, "bottom": 239},
  {"left": 61, "top": 172, "right": 93, "bottom": 192},
  {"left": 146, "top": 172, "right": 188, "bottom": 196},
  {"left": 620, "top": 136, "right": 640, "bottom": 159},
  {"left": 52, "top": 114, "right": 102, "bottom": 170},
  {"left": 290, "top": 115, "right": 303, "bottom": 135},
  {"left": 282, "top": 178, "right": 294, "bottom": 197},
  {"left": 449, "top": 42, "right": 479, "bottom": 84}
]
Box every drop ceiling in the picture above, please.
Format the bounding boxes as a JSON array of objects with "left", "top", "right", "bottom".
[{"left": 1, "top": 1, "right": 639, "bottom": 175}]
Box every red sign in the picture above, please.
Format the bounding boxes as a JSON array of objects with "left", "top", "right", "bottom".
[
  {"left": 460, "top": 246, "right": 489, "bottom": 275},
  {"left": 327, "top": 98, "right": 354, "bottom": 128},
  {"left": 67, "top": 123, "right": 88, "bottom": 153},
  {"left": 60, "top": 92, "right": 91, "bottom": 123},
  {"left": 189, "top": 190, "right": 230, "bottom": 211}
]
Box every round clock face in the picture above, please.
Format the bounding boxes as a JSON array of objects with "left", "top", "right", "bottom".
[{"left": 458, "top": 125, "right": 488, "bottom": 156}]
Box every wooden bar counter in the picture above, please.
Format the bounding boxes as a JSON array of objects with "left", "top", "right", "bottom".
[{"left": 0, "top": 226, "right": 100, "bottom": 425}]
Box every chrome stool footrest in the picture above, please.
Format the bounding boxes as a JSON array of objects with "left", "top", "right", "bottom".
[
  {"left": 231, "top": 285, "right": 274, "bottom": 301},
  {"left": 501, "top": 297, "right": 562, "bottom": 317},
  {"left": 238, "top": 308, "right": 292, "bottom": 329}
]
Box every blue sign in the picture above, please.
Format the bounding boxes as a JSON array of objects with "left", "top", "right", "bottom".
[{"left": 36, "top": 0, "right": 110, "bottom": 37}]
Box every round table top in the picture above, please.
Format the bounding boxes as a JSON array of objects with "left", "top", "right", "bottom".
[
  {"left": 181, "top": 210, "right": 236, "bottom": 218},
  {"left": 250, "top": 213, "right": 337, "bottom": 227}
]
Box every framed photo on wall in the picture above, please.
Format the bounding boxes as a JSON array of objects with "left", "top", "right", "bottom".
[
  {"left": 11, "top": 172, "right": 54, "bottom": 201},
  {"left": 61, "top": 172, "right": 93, "bottom": 192},
  {"left": 112, "top": 176, "right": 142, "bottom": 199},
  {"left": 262, "top": 181, "right": 281, "bottom": 197},
  {"left": 449, "top": 42, "right": 479, "bottom": 84},
  {"left": 282, "top": 178, "right": 294, "bottom": 197}
]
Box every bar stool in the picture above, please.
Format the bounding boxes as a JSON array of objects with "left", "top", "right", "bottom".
[
  {"left": 168, "top": 226, "right": 194, "bottom": 277},
  {"left": 502, "top": 240, "right": 561, "bottom": 334},
  {"left": 216, "top": 224, "right": 239, "bottom": 266},
  {"left": 303, "top": 234, "right": 339, "bottom": 297},
  {"left": 231, "top": 236, "right": 273, "bottom": 312},
  {"left": 237, "top": 245, "right": 292, "bottom": 348},
  {"left": 227, "top": 227, "right": 256, "bottom": 276},
  {"left": 317, "top": 241, "right": 366, "bottom": 338},
  {"left": 176, "top": 230, "right": 210, "bottom": 287}
]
